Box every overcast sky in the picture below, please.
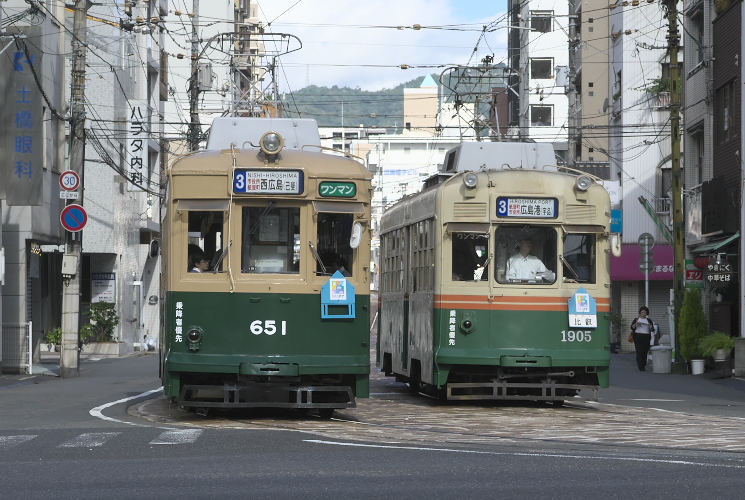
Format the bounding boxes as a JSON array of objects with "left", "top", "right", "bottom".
[{"left": 252, "top": 0, "right": 510, "bottom": 91}]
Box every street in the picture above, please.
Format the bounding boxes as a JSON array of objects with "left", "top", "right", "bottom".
[{"left": 2, "top": 350, "right": 745, "bottom": 499}]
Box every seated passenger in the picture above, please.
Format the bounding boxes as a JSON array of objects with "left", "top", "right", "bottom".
[
  {"left": 188, "top": 248, "right": 209, "bottom": 273},
  {"left": 506, "top": 236, "right": 555, "bottom": 282}
]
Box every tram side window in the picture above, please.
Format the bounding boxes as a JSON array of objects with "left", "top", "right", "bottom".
[
  {"left": 241, "top": 206, "right": 300, "bottom": 274},
  {"left": 562, "top": 234, "right": 596, "bottom": 283},
  {"left": 315, "top": 212, "right": 354, "bottom": 276},
  {"left": 496, "top": 225, "right": 557, "bottom": 284},
  {"left": 451, "top": 233, "right": 489, "bottom": 281},
  {"left": 187, "top": 211, "right": 225, "bottom": 273}
]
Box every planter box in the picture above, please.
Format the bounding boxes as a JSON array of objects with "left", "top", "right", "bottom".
[{"left": 81, "top": 342, "right": 130, "bottom": 357}]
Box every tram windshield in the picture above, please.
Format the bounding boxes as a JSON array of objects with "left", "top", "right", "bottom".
[
  {"left": 187, "top": 210, "right": 225, "bottom": 273},
  {"left": 314, "top": 212, "right": 354, "bottom": 276},
  {"left": 496, "top": 225, "right": 557, "bottom": 284},
  {"left": 241, "top": 205, "right": 300, "bottom": 274},
  {"left": 451, "top": 233, "right": 489, "bottom": 281},
  {"left": 561, "top": 233, "right": 596, "bottom": 283}
]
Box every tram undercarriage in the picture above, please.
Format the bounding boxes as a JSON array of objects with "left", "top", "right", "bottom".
[
  {"left": 176, "top": 373, "right": 357, "bottom": 413},
  {"left": 419, "top": 365, "right": 600, "bottom": 403}
]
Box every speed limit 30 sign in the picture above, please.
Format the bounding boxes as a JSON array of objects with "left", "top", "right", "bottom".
[{"left": 59, "top": 170, "right": 80, "bottom": 191}]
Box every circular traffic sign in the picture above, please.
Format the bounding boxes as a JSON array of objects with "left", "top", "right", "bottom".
[
  {"left": 59, "top": 170, "right": 80, "bottom": 191},
  {"left": 638, "top": 232, "right": 655, "bottom": 248},
  {"left": 60, "top": 204, "right": 88, "bottom": 232}
]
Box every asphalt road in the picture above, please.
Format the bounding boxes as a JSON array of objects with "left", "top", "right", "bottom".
[{"left": 3, "top": 351, "right": 745, "bottom": 498}]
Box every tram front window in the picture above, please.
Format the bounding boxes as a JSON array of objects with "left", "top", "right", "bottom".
[
  {"left": 187, "top": 210, "right": 225, "bottom": 273},
  {"left": 562, "top": 233, "right": 596, "bottom": 283},
  {"left": 241, "top": 205, "right": 300, "bottom": 274},
  {"left": 496, "top": 226, "right": 557, "bottom": 284},
  {"left": 314, "top": 213, "right": 354, "bottom": 276},
  {"left": 451, "top": 233, "right": 489, "bottom": 281}
]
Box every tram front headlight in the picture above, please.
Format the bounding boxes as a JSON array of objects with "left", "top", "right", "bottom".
[
  {"left": 186, "top": 326, "right": 204, "bottom": 352},
  {"left": 260, "top": 132, "right": 284, "bottom": 155},
  {"left": 575, "top": 175, "right": 592, "bottom": 191},
  {"left": 463, "top": 172, "right": 479, "bottom": 189}
]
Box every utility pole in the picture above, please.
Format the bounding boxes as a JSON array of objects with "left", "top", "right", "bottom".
[
  {"left": 518, "top": 2, "right": 530, "bottom": 139},
  {"left": 567, "top": 2, "right": 578, "bottom": 169},
  {"left": 665, "top": 0, "right": 685, "bottom": 370},
  {"left": 188, "top": 0, "right": 200, "bottom": 151},
  {"left": 60, "top": 0, "right": 91, "bottom": 378}
]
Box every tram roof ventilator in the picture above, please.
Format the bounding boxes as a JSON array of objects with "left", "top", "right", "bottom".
[
  {"left": 205, "top": 117, "right": 321, "bottom": 151},
  {"left": 425, "top": 142, "right": 557, "bottom": 189}
]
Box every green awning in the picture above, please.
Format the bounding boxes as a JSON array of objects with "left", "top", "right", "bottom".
[{"left": 690, "top": 232, "right": 739, "bottom": 254}]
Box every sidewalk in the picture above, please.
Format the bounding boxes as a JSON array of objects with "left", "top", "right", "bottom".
[{"left": 0, "top": 349, "right": 150, "bottom": 387}]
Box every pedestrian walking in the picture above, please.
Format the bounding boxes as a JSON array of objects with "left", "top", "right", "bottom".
[{"left": 629, "top": 306, "right": 656, "bottom": 371}]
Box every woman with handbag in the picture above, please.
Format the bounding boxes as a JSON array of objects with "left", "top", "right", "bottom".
[{"left": 629, "top": 306, "right": 655, "bottom": 371}]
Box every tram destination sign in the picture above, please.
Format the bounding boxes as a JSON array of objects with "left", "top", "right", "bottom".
[
  {"left": 496, "top": 197, "right": 558, "bottom": 218},
  {"left": 233, "top": 169, "right": 304, "bottom": 195},
  {"left": 319, "top": 181, "right": 356, "bottom": 198}
]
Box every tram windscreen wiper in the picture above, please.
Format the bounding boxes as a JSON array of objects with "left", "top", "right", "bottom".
[
  {"left": 559, "top": 254, "right": 580, "bottom": 280},
  {"left": 309, "top": 241, "right": 327, "bottom": 274},
  {"left": 248, "top": 201, "right": 276, "bottom": 235},
  {"left": 212, "top": 240, "right": 232, "bottom": 274}
]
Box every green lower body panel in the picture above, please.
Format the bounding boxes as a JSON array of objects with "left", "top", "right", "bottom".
[{"left": 162, "top": 291, "right": 371, "bottom": 408}]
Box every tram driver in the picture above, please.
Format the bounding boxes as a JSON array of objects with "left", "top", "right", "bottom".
[{"left": 506, "top": 236, "right": 556, "bottom": 282}]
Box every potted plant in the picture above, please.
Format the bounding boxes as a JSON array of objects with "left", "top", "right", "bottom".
[
  {"left": 43, "top": 327, "right": 62, "bottom": 351},
  {"left": 699, "top": 330, "right": 736, "bottom": 361},
  {"left": 80, "top": 302, "right": 124, "bottom": 356},
  {"left": 679, "top": 288, "right": 708, "bottom": 374}
]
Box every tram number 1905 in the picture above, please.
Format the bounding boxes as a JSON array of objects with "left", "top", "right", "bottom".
[
  {"left": 251, "top": 320, "right": 287, "bottom": 336},
  {"left": 560, "top": 330, "right": 592, "bottom": 342}
]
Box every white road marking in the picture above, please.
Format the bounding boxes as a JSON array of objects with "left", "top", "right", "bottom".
[
  {"left": 150, "top": 429, "right": 203, "bottom": 445},
  {"left": 89, "top": 387, "right": 166, "bottom": 427},
  {"left": 304, "top": 439, "right": 745, "bottom": 468},
  {"left": 621, "top": 399, "right": 685, "bottom": 402},
  {"left": 0, "top": 435, "right": 37, "bottom": 448},
  {"left": 58, "top": 432, "right": 120, "bottom": 448}
]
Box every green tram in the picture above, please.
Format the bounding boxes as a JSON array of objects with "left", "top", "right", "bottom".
[
  {"left": 377, "top": 142, "right": 620, "bottom": 404},
  {"left": 161, "top": 118, "right": 373, "bottom": 417}
]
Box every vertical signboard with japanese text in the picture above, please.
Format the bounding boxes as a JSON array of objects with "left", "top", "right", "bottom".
[
  {"left": 127, "top": 100, "right": 148, "bottom": 192},
  {"left": 0, "top": 27, "right": 43, "bottom": 205}
]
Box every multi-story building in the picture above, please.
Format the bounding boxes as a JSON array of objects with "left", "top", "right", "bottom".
[
  {"left": 0, "top": 1, "right": 67, "bottom": 371},
  {"left": 507, "top": 1, "right": 569, "bottom": 145},
  {"left": 572, "top": 0, "right": 611, "bottom": 178},
  {"left": 80, "top": 1, "right": 166, "bottom": 352},
  {"left": 689, "top": 0, "right": 743, "bottom": 339},
  {"left": 609, "top": 2, "right": 681, "bottom": 343},
  {"left": 0, "top": 0, "right": 166, "bottom": 372}
]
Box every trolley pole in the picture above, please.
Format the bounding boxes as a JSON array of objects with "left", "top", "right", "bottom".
[
  {"left": 60, "top": 0, "right": 91, "bottom": 378},
  {"left": 665, "top": 0, "right": 685, "bottom": 369},
  {"left": 188, "top": 0, "right": 200, "bottom": 150}
]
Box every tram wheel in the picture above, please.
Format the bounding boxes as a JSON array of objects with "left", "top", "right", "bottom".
[
  {"left": 551, "top": 400, "right": 565, "bottom": 408},
  {"left": 318, "top": 408, "right": 335, "bottom": 419}
]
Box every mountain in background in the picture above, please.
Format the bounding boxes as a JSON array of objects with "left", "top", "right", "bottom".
[{"left": 282, "top": 75, "right": 436, "bottom": 131}]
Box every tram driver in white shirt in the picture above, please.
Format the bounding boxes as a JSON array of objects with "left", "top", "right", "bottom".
[{"left": 506, "top": 236, "right": 556, "bottom": 282}]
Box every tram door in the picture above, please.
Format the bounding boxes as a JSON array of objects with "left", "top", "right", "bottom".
[{"left": 400, "top": 227, "right": 410, "bottom": 370}]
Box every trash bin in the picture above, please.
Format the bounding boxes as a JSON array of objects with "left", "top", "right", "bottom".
[{"left": 650, "top": 346, "right": 673, "bottom": 373}]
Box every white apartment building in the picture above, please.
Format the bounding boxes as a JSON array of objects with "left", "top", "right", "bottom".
[
  {"left": 609, "top": 2, "right": 682, "bottom": 337},
  {"left": 507, "top": 2, "right": 569, "bottom": 145}
]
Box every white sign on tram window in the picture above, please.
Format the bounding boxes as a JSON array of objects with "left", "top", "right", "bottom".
[
  {"left": 497, "top": 197, "right": 558, "bottom": 218},
  {"left": 91, "top": 272, "right": 116, "bottom": 303},
  {"left": 233, "top": 169, "right": 303, "bottom": 195}
]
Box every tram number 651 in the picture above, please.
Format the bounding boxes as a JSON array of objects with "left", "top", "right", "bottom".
[
  {"left": 561, "top": 330, "right": 592, "bottom": 342},
  {"left": 250, "top": 320, "right": 287, "bottom": 336}
]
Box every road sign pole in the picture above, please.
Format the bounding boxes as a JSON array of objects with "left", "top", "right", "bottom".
[{"left": 60, "top": 0, "right": 91, "bottom": 378}]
